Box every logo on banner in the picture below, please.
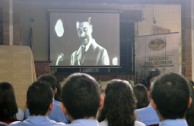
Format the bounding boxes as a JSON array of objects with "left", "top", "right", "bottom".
[{"left": 148, "top": 38, "right": 166, "bottom": 51}]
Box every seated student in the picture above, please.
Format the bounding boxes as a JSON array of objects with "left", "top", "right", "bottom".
[
  {"left": 133, "top": 84, "right": 149, "bottom": 109},
  {"left": 150, "top": 72, "right": 192, "bottom": 126},
  {"left": 24, "top": 74, "right": 69, "bottom": 123},
  {"left": 61, "top": 73, "right": 101, "bottom": 126},
  {"left": 185, "top": 81, "right": 194, "bottom": 126},
  {"left": 10, "top": 81, "right": 66, "bottom": 126},
  {"left": 98, "top": 79, "right": 145, "bottom": 126},
  {"left": 135, "top": 79, "right": 160, "bottom": 126},
  {"left": 0, "top": 82, "right": 24, "bottom": 124}
]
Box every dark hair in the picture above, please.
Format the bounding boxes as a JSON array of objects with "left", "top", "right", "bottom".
[
  {"left": 98, "top": 79, "right": 136, "bottom": 126},
  {"left": 61, "top": 73, "right": 100, "bottom": 119},
  {"left": 0, "top": 82, "right": 18, "bottom": 120},
  {"left": 185, "top": 81, "right": 194, "bottom": 126},
  {"left": 37, "top": 74, "right": 57, "bottom": 90},
  {"left": 133, "top": 84, "right": 149, "bottom": 109},
  {"left": 151, "top": 72, "right": 191, "bottom": 119},
  {"left": 27, "top": 81, "right": 53, "bottom": 115},
  {"left": 54, "top": 81, "right": 62, "bottom": 101}
]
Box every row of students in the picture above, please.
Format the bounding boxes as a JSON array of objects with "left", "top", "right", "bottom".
[{"left": 0, "top": 72, "right": 193, "bottom": 126}]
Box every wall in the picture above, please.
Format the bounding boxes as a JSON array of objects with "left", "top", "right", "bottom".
[
  {"left": 137, "top": 5, "right": 181, "bottom": 36},
  {"left": 136, "top": 5, "right": 182, "bottom": 74},
  {"left": 18, "top": 0, "right": 49, "bottom": 61}
]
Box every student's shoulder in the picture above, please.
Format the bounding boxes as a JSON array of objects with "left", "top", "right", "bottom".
[
  {"left": 135, "top": 105, "right": 153, "bottom": 113},
  {"left": 135, "top": 121, "right": 146, "bottom": 126},
  {"left": 53, "top": 100, "right": 61, "bottom": 105},
  {"left": 9, "top": 121, "right": 24, "bottom": 126},
  {"left": 50, "top": 120, "right": 66, "bottom": 126},
  {"left": 99, "top": 120, "right": 108, "bottom": 126}
]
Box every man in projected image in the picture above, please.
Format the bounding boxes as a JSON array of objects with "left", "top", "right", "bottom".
[{"left": 70, "top": 17, "right": 110, "bottom": 66}]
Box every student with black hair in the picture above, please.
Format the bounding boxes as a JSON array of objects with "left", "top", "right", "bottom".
[
  {"left": 133, "top": 84, "right": 149, "bottom": 109},
  {"left": 150, "top": 72, "right": 192, "bottom": 126},
  {"left": 98, "top": 79, "right": 145, "bottom": 126},
  {"left": 24, "top": 74, "right": 69, "bottom": 123},
  {"left": 0, "top": 82, "right": 24, "bottom": 124},
  {"left": 10, "top": 81, "right": 66, "bottom": 126},
  {"left": 135, "top": 78, "right": 160, "bottom": 126},
  {"left": 61, "top": 73, "right": 101, "bottom": 126}
]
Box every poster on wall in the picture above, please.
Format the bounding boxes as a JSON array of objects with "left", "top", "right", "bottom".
[{"left": 135, "top": 32, "right": 179, "bottom": 83}]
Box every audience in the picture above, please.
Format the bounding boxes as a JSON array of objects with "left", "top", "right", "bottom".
[
  {"left": 0, "top": 82, "right": 24, "bottom": 124},
  {"left": 135, "top": 78, "right": 160, "bottom": 126},
  {"left": 9, "top": 81, "right": 66, "bottom": 126},
  {"left": 1, "top": 71, "right": 192, "bottom": 126},
  {"left": 98, "top": 79, "right": 145, "bottom": 126},
  {"left": 61, "top": 73, "right": 100, "bottom": 126},
  {"left": 24, "top": 74, "right": 69, "bottom": 123},
  {"left": 150, "top": 72, "right": 192, "bottom": 126},
  {"left": 133, "top": 84, "right": 149, "bottom": 109}
]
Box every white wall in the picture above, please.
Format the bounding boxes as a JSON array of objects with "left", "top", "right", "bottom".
[
  {"left": 136, "top": 4, "right": 182, "bottom": 73},
  {"left": 137, "top": 5, "right": 181, "bottom": 36}
]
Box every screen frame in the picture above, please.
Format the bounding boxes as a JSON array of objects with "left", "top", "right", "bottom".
[{"left": 48, "top": 9, "right": 135, "bottom": 75}]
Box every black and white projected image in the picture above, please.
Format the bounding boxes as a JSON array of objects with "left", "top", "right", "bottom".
[
  {"left": 70, "top": 17, "right": 110, "bottom": 66},
  {"left": 50, "top": 12, "right": 120, "bottom": 67}
]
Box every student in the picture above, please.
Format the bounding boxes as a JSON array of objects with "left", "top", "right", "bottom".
[
  {"left": 133, "top": 84, "right": 149, "bottom": 109},
  {"left": 24, "top": 74, "right": 69, "bottom": 123},
  {"left": 150, "top": 72, "right": 192, "bottom": 126},
  {"left": 61, "top": 73, "right": 101, "bottom": 126},
  {"left": 98, "top": 79, "right": 145, "bottom": 126},
  {"left": 135, "top": 78, "right": 160, "bottom": 126},
  {"left": 10, "top": 81, "right": 66, "bottom": 126},
  {"left": 0, "top": 82, "right": 24, "bottom": 124}
]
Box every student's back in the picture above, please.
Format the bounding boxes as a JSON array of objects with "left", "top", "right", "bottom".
[
  {"left": 135, "top": 104, "right": 159, "bottom": 125},
  {"left": 98, "top": 79, "right": 145, "bottom": 126},
  {"left": 24, "top": 74, "right": 68, "bottom": 123},
  {"left": 10, "top": 81, "right": 66, "bottom": 126},
  {"left": 24, "top": 100, "right": 68, "bottom": 123},
  {"left": 150, "top": 72, "right": 192, "bottom": 126},
  {"left": 60, "top": 73, "right": 100, "bottom": 126},
  {"left": 9, "top": 117, "right": 65, "bottom": 126}
]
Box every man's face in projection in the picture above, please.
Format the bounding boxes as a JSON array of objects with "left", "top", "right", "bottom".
[{"left": 76, "top": 21, "right": 92, "bottom": 45}]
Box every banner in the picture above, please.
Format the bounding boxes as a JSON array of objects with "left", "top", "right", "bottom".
[{"left": 135, "top": 33, "right": 180, "bottom": 83}]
